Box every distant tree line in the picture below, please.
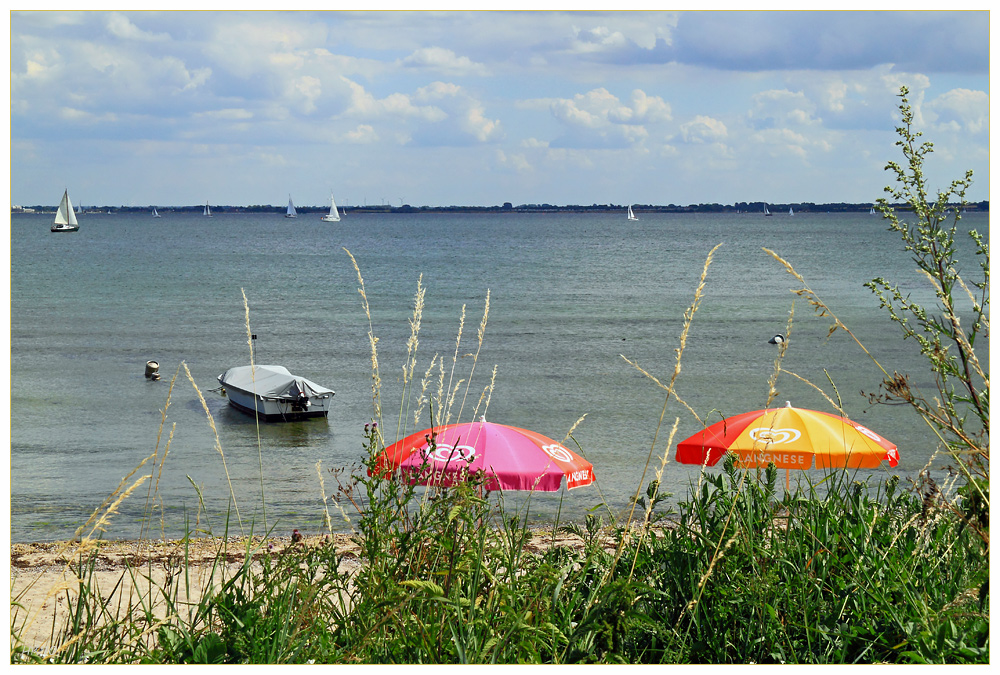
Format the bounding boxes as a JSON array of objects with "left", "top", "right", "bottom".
[{"left": 13, "top": 200, "right": 989, "bottom": 214}]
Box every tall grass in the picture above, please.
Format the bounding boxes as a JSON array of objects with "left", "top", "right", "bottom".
[{"left": 10, "top": 93, "right": 988, "bottom": 663}]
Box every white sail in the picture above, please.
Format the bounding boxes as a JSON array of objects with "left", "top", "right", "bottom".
[
  {"left": 204, "top": 202, "right": 212, "bottom": 217},
  {"left": 321, "top": 192, "right": 341, "bottom": 222},
  {"left": 627, "top": 205, "right": 638, "bottom": 221},
  {"left": 764, "top": 204, "right": 771, "bottom": 216},
  {"left": 51, "top": 189, "right": 80, "bottom": 231},
  {"left": 152, "top": 207, "right": 161, "bottom": 218},
  {"left": 286, "top": 195, "right": 297, "bottom": 218},
  {"left": 54, "top": 190, "right": 78, "bottom": 227},
  {"left": 789, "top": 207, "right": 794, "bottom": 216}
]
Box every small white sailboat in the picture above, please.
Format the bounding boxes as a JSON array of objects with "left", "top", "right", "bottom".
[
  {"left": 285, "top": 195, "right": 297, "bottom": 218},
  {"left": 152, "top": 207, "right": 161, "bottom": 218},
  {"left": 789, "top": 207, "right": 794, "bottom": 216},
  {"left": 870, "top": 206, "right": 877, "bottom": 215},
  {"left": 764, "top": 204, "right": 772, "bottom": 216},
  {"left": 320, "top": 192, "right": 341, "bottom": 222},
  {"left": 51, "top": 189, "right": 80, "bottom": 232},
  {"left": 627, "top": 205, "right": 638, "bottom": 221},
  {"left": 204, "top": 202, "right": 213, "bottom": 217}
]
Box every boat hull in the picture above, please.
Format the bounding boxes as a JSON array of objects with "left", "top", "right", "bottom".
[
  {"left": 51, "top": 225, "right": 80, "bottom": 232},
  {"left": 320, "top": 215, "right": 340, "bottom": 222},
  {"left": 223, "top": 384, "right": 332, "bottom": 422}
]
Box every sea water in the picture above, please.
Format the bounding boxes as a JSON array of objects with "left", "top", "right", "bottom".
[{"left": 9, "top": 210, "right": 989, "bottom": 542}]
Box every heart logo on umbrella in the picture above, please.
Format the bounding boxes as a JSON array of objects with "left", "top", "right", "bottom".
[
  {"left": 748, "top": 427, "right": 802, "bottom": 444},
  {"left": 423, "top": 443, "right": 477, "bottom": 464},
  {"left": 541, "top": 444, "right": 574, "bottom": 462}
]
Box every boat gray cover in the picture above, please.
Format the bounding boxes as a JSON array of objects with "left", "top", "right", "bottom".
[{"left": 218, "top": 365, "right": 334, "bottom": 399}]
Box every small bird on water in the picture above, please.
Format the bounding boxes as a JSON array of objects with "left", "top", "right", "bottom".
[{"left": 768, "top": 334, "right": 785, "bottom": 345}]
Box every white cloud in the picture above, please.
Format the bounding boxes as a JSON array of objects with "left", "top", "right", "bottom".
[
  {"left": 462, "top": 102, "right": 502, "bottom": 142},
  {"left": 106, "top": 13, "right": 169, "bottom": 42},
  {"left": 496, "top": 149, "right": 532, "bottom": 172},
  {"left": 623, "top": 90, "right": 672, "bottom": 124},
  {"left": 551, "top": 88, "right": 622, "bottom": 129},
  {"left": 341, "top": 77, "right": 446, "bottom": 122},
  {"left": 750, "top": 128, "right": 811, "bottom": 159},
  {"left": 292, "top": 75, "right": 323, "bottom": 114},
  {"left": 566, "top": 26, "right": 630, "bottom": 54},
  {"left": 680, "top": 115, "right": 727, "bottom": 143},
  {"left": 344, "top": 124, "right": 378, "bottom": 143},
  {"left": 401, "top": 47, "right": 489, "bottom": 76},
  {"left": 338, "top": 78, "right": 500, "bottom": 146},
  {"left": 540, "top": 88, "right": 670, "bottom": 149},
  {"left": 749, "top": 89, "right": 815, "bottom": 126},
  {"left": 414, "top": 81, "right": 502, "bottom": 143},
  {"left": 415, "top": 81, "right": 462, "bottom": 99},
  {"left": 925, "top": 88, "right": 989, "bottom": 135}
]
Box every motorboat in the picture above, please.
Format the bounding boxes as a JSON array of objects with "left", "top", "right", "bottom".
[{"left": 218, "top": 364, "right": 334, "bottom": 421}]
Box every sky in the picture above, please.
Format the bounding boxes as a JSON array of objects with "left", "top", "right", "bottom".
[{"left": 8, "top": 8, "right": 992, "bottom": 209}]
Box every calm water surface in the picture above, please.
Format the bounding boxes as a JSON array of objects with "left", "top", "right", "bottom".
[{"left": 9, "top": 210, "right": 989, "bottom": 542}]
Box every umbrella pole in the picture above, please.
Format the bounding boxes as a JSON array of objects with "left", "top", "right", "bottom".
[{"left": 786, "top": 468, "right": 790, "bottom": 491}]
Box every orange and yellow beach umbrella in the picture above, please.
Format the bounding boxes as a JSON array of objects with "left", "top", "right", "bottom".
[{"left": 676, "top": 402, "right": 899, "bottom": 485}]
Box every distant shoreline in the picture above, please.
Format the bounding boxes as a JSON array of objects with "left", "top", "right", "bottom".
[{"left": 10, "top": 201, "right": 988, "bottom": 215}]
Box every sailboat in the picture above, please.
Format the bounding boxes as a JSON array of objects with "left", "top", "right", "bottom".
[
  {"left": 764, "top": 204, "right": 772, "bottom": 216},
  {"left": 285, "top": 195, "right": 297, "bottom": 218},
  {"left": 789, "top": 207, "right": 794, "bottom": 216},
  {"left": 51, "top": 189, "right": 80, "bottom": 232},
  {"left": 870, "top": 206, "right": 877, "bottom": 215},
  {"left": 320, "top": 192, "right": 341, "bottom": 222},
  {"left": 627, "top": 205, "right": 638, "bottom": 221},
  {"left": 204, "top": 202, "right": 213, "bottom": 217},
  {"left": 152, "top": 207, "right": 161, "bottom": 218}
]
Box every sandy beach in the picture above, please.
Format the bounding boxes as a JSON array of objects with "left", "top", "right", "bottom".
[{"left": 10, "top": 533, "right": 364, "bottom": 656}]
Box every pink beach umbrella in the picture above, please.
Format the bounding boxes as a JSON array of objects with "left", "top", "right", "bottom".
[{"left": 371, "top": 419, "right": 595, "bottom": 492}]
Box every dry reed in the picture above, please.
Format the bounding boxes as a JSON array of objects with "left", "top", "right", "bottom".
[
  {"left": 184, "top": 362, "right": 243, "bottom": 536},
  {"left": 241, "top": 288, "right": 268, "bottom": 531},
  {"left": 345, "top": 247, "right": 384, "bottom": 441}
]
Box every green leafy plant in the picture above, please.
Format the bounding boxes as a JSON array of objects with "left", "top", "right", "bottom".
[{"left": 866, "top": 86, "right": 989, "bottom": 548}]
